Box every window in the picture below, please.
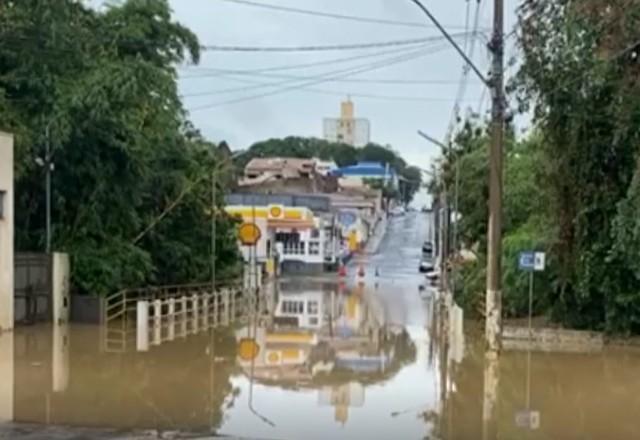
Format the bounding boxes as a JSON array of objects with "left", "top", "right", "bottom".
[
  {"left": 282, "top": 300, "right": 304, "bottom": 314},
  {"left": 0, "top": 190, "right": 4, "bottom": 220},
  {"left": 309, "top": 242, "right": 320, "bottom": 255},
  {"left": 311, "top": 228, "right": 320, "bottom": 239},
  {"left": 309, "top": 317, "right": 319, "bottom": 326},
  {"left": 308, "top": 300, "right": 319, "bottom": 315}
]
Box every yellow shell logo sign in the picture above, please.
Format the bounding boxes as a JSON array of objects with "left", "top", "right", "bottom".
[
  {"left": 238, "top": 222, "right": 261, "bottom": 246},
  {"left": 238, "top": 338, "right": 260, "bottom": 361},
  {"left": 267, "top": 352, "right": 280, "bottom": 364},
  {"left": 269, "top": 206, "right": 283, "bottom": 218}
]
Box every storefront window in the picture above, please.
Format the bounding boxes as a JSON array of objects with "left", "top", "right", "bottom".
[{"left": 309, "top": 241, "right": 320, "bottom": 255}]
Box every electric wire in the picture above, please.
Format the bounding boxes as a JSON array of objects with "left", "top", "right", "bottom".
[
  {"left": 187, "top": 46, "right": 439, "bottom": 111},
  {"left": 219, "top": 0, "right": 486, "bottom": 31}
]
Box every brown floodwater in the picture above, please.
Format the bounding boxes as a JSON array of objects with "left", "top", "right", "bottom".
[{"left": 2, "top": 277, "right": 640, "bottom": 440}]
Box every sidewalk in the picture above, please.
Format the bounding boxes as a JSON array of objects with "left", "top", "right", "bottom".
[
  {"left": 0, "top": 424, "right": 254, "bottom": 440},
  {"left": 363, "top": 216, "right": 388, "bottom": 255}
]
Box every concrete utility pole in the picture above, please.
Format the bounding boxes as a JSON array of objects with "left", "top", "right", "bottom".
[
  {"left": 485, "top": 0, "right": 505, "bottom": 353},
  {"left": 409, "top": 0, "right": 504, "bottom": 350}
]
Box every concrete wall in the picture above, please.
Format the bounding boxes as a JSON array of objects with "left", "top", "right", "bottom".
[
  {"left": 70, "top": 295, "right": 102, "bottom": 324},
  {"left": 52, "top": 253, "right": 70, "bottom": 324},
  {"left": 0, "top": 132, "right": 13, "bottom": 331}
]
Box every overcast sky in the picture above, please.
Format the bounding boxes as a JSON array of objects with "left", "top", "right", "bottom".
[
  {"left": 164, "top": 0, "right": 521, "bottom": 173},
  {"left": 90, "top": 0, "right": 519, "bottom": 176}
]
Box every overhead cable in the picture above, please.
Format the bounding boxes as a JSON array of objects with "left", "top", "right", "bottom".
[
  {"left": 219, "top": 0, "right": 486, "bottom": 31},
  {"left": 188, "top": 46, "right": 435, "bottom": 111},
  {"left": 200, "top": 33, "right": 475, "bottom": 52}
]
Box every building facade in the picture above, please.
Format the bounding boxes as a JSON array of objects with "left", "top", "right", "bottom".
[{"left": 323, "top": 99, "right": 370, "bottom": 147}]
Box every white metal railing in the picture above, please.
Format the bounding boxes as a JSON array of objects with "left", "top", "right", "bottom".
[
  {"left": 283, "top": 243, "right": 306, "bottom": 256},
  {"left": 101, "top": 281, "right": 240, "bottom": 352}
]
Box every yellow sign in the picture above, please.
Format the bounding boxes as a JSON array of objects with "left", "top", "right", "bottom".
[
  {"left": 268, "top": 205, "right": 283, "bottom": 219},
  {"left": 238, "top": 222, "right": 261, "bottom": 246},
  {"left": 238, "top": 338, "right": 260, "bottom": 361},
  {"left": 348, "top": 230, "right": 358, "bottom": 252}
]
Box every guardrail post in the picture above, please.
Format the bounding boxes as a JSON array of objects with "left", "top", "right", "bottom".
[
  {"left": 152, "top": 299, "right": 162, "bottom": 345},
  {"left": 213, "top": 290, "right": 219, "bottom": 326},
  {"left": 191, "top": 294, "right": 199, "bottom": 334},
  {"left": 180, "top": 296, "right": 188, "bottom": 337},
  {"left": 136, "top": 300, "right": 149, "bottom": 352},
  {"left": 224, "top": 289, "right": 230, "bottom": 325},
  {"left": 168, "top": 298, "right": 176, "bottom": 341},
  {"left": 202, "top": 295, "right": 209, "bottom": 329}
]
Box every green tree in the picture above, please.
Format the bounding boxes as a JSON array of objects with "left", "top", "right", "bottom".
[{"left": 1, "top": 0, "right": 239, "bottom": 295}]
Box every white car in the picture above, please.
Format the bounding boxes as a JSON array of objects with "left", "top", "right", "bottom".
[
  {"left": 425, "top": 270, "right": 440, "bottom": 286},
  {"left": 419, "top": 258, "right": 435, "bottom": 273},
  {"left": 390, "top": 206, "right": 406, "bottom": 216}
]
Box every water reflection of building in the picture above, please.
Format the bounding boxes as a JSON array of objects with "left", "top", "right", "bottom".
[
  {"left": 237, "top": 285, "right": 415, "bottom": 392},
  {"left": 318, "top": 382, "right": 365, "bottom": 424},
  {"left": 235, "top": 325, "right": 321, "bottom": 382},
  {"left": 0, "top": 330, "right": 13, "bottom": 422}
]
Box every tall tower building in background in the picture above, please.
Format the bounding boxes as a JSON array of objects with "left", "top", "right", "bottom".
[{"left": 323, "top": 99, "right": 370, "bottom": 147}]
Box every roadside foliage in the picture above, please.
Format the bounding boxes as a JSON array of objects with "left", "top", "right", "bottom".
[
  {"left": 449, "top": 0, "right": 640, "bottom": 333},
  {"left": 0, "top": 0, "right": 239, "bottom": 296}
]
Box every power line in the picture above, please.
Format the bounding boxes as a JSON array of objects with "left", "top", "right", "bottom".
[
  {"left": 187, "top": 46, "right": 434, "bottom": 111},
  {"left": 199, "top": 33, "right": 475, "bottom": 52},
  {"left": 181, "top": 69, "right": 481, "bottom": 89},
  {"left": 182, "top": 44, "right": 450, "bottom": 98},
  {"left": 182, "top": 70, "right": 479, "bottom": 102},
  {"left": 180, "top": 42, "right": 431, "bottom": 78},
  {"left": 219, "top": 0, "right": 487, "bottom": 31},
  {"left": 447, "top": 0, "right": 484, "bottom": 138},
  {"left": 407, "top": 0, "right": 489, "bottom": 86}
]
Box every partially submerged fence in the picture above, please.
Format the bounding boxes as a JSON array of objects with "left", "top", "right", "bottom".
[{"left": 101, "top": 282, "right": 274, "bottom": 352}]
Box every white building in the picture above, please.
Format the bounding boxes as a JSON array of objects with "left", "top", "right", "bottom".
[
  {"left": 0, "top": 132, "right": 14, "bottom": 332},
  {"left": 323, "top": 99, "right": 370, "bottom": 147},
  {"left": 274, "top": 290, "right": 324, "bottom": 329}
]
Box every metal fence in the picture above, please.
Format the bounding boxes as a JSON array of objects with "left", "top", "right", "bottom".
[{"left": 14, "top": 253, "right": 51, "bottom": 324}]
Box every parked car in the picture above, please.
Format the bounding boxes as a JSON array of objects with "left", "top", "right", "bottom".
[
  {"left": 422, "top": 241, "right": 434, "bottom": 257},
  {"left": 390, "top": 206, "right": 406, "bottom": 217},
  {"left": 419, "top": 258, "right": 435, "bottom": 273},
  {"left": 425, "top": 269, "right": 440, "bottom": 286}
]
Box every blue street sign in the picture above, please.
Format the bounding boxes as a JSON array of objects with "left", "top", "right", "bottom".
[
  {"left": 519, "top": 251, "right": 546, "bottom": 272},
  {"left": 518, "top": 251, "right": 535, "bottom": 271}
]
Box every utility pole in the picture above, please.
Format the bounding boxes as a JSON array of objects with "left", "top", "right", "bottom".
[
  {"left": 45, "top": 123, "right": 52, "bottom": 254},
  {"left": 409, "top": 0, "right": 504, "bottom": 349},
  {"left": 211, "top": 168, "right": 217, "bottom": 295},
  {"left": 485, "top": 0, "right": 505, "bottom": 353}
]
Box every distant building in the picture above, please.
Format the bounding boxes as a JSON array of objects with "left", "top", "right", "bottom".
[
  {"left": 313, "top": 158, "right": 338, "bottom": 176},
  {"left": 323, "top": 99, "right": 370, "bottom": 147},
  {"left": 332, "top": 161, "right": 398, "bottom": 189},
  {"left": 239, "top": 157, "right": 337, "bottom": 194}
]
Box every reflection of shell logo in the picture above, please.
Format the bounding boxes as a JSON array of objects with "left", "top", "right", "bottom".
[
  {"left": 267, "top": 352, "right": 280, "bottom": 363},
  {"left": 238, "top": 338, "right": 260, "bottom": 361},
  {"left": 269, "top": 206, "right": 283, "bottom": 218}
]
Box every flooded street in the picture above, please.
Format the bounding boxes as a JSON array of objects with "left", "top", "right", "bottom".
[{"left": 3, "top": 214, "right": 640, "bottom": 439}]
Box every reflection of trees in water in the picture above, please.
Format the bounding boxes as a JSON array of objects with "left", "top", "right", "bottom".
[{"left": 15, "top": 326, "right": 241, "bottom": 435}]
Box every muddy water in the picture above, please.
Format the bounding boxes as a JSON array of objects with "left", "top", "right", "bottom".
[{"left": 2, "top": 285, "right": 640, "bottom": 440}]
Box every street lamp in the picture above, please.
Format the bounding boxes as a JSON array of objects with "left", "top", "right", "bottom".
[{"left": 35, "top": 121, "right": 55, "bottom": 254}]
